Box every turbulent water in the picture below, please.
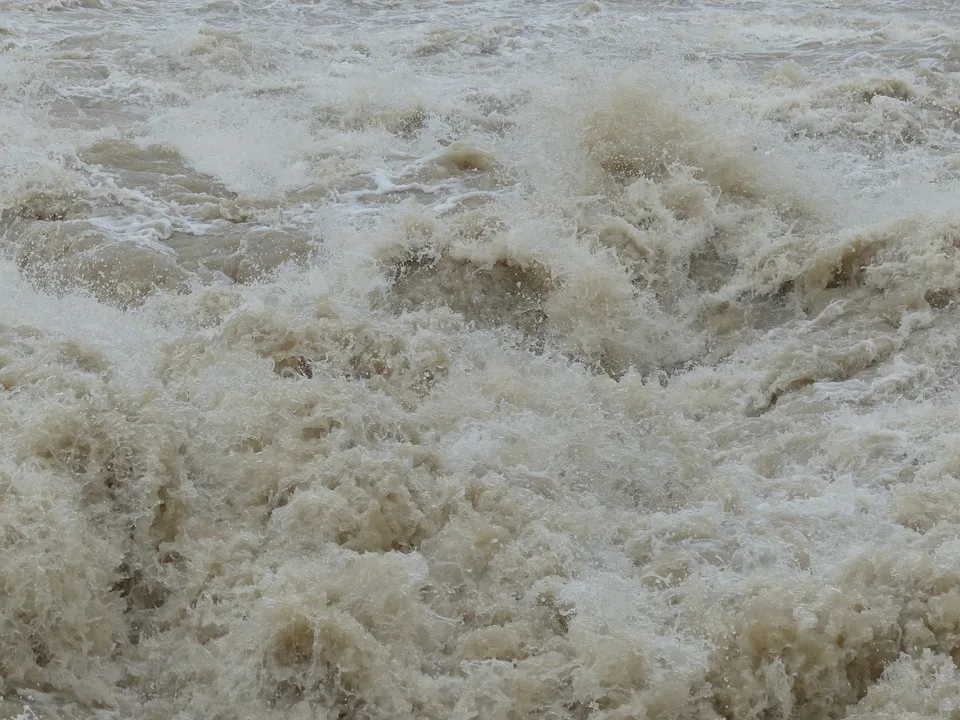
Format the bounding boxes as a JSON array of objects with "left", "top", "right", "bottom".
[{"left": 4, "top": 0, "right": 960, "bottom": 718}]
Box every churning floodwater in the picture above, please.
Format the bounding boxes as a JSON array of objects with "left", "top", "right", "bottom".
[{"left": 3, "top": 0, "right": 960, "bottom": 718}]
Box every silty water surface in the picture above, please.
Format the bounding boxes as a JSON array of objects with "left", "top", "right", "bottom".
[{"left": 3, "top": 0, "right": 960, "bottom": 718}]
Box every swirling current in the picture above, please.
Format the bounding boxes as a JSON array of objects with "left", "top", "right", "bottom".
[{"left": 3, "top": 1, "right": 960, "bottom": 718}]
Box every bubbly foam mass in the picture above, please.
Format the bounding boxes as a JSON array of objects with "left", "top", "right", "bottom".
[{"left": 3, "top": 1, "right": 960, "bottom": 718}]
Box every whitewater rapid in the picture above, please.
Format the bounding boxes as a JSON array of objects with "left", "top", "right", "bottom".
[{"left": 3, "top": 1, "right": 960, "bottom": 718}]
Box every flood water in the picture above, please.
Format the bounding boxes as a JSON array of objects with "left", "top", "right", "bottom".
[{"left": 3, "top": 1, "right": 960, "bottom": 718}]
